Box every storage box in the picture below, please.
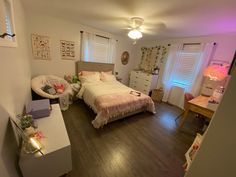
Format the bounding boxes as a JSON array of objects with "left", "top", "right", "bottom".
[
  {"left": 26, "top": 99, "right": 51, "bottom": 119},
  {"left": 151, "top": 88, "right": 164, "bottom": 102}
]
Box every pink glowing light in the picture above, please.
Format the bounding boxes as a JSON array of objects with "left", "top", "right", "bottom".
[{"left": 203, "top": 65, "right": 228, "bottom": 81}]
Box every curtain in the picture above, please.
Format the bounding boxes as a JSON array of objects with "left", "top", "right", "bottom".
[
  {"left": 162, "top": 44, "right": 182, "bottom": 102},
  {"left": 190, "top": 42, "right": 215, "bottom": 96},
  {"left": 107, "top": 39, "right": 117, "bottom": 64},
  {"left": 81, "top": 32, "right": 116, "bottom": 64},
  {"left": 81, "top": 32, "right": 95, "bottom": 62}
]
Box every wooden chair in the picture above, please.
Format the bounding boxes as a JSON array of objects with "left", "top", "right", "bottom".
[{"left": 175, "top": 93, "right": 194, "bottom": 121}]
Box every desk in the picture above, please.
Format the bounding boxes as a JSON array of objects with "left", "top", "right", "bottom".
[
  {"left": 178, "top": 95, "right": 217, "bottom": 130},
  {"left": 19, "top": 104, "right": 72, "bottom": 177}
]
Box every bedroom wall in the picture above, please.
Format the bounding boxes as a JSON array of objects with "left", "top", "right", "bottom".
[
  {"left": 135, "top": 32, "right": 236, "bottom": 89},
  {"left": 0, "top": 0, "right": 32, "bottom": 177},
  {"left": 185, "top": 67, "right": 236, "bottom": 177},
  {"left": 26, "top": 14, "right": 136, "bottom": 85}
]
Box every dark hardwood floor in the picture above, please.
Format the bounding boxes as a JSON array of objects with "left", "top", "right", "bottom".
[{"left": 62, "top": 100, "right": 201, "bottom": 177}]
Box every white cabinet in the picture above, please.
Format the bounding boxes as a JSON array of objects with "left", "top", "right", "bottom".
[
  {"left": 19, "top": 104, "right": 72, "bottom": 177},
  {"left": 129, "top": 71, "right": 158, "bottom": 95}
]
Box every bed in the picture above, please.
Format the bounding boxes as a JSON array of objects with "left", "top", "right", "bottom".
[{"left": 76, "top": 61, "right": 155, "bottom": 128}]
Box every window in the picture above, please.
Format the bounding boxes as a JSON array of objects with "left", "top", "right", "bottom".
[
  {"left": 93, "top": 35, "right": 109, "bottom": 63},
  {"left": 172, "top": 52, "right": 201, "bottom": 88},
  {"left": 81, "top": 32, "right": 116, "bottom": 63},
  {"left": 0, "top": 0, "right": 17, "bottom": 47},
  {"left": 162, "top": 43, "right": 215, "bottom": 107},
  {"left": 170, "top": 44, "right": 202, "bottom": 90}
]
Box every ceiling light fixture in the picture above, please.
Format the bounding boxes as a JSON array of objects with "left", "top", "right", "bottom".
[
  {"left": 127, "top": 17, "right": 144, "bottom": 44},
  {"left": 128, "top": 29, "right": 143, "bottom": 40}
]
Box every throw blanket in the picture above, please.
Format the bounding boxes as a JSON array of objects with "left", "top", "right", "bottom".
[{"left": 93, "top": 92, "right": 155, "bottom": 128}]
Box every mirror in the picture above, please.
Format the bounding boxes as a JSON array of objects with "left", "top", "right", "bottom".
[{"left": 121, "top": 51, "right": 129, "bottom": 65}]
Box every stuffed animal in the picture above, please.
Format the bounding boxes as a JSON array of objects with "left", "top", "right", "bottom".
[{"left": 54, "top": 83, "right": 65, "bottom": 94}]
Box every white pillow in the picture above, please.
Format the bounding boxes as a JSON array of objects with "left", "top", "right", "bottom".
[
  {"left": 79, "top": 72, "right": 100, "bottom": 84},
  {"left": 100, "top": 72, "right": 117, "bottom": 82}
]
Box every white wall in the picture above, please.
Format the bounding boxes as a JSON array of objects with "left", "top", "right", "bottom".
[
  {"left": 27, "top": 14, "right": 136, "bottom": 85},
  {"left": 135, "top": 32, "right": 236, "bottom": 88},
  {"left": 114, "top": 38, "right": 136, "bottom": 84},
  {"left": 0, "top": 0, "right": 31, "bottom": 177},
  {"left": 185, "top": 68, "right": 236, "bottom": 177}
]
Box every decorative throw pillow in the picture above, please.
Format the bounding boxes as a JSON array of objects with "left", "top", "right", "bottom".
[
  {"left": 54, "top": 83, "right": 65, "bottom": 94},
  {"left": 79, "top": 71, "right": 99, "bottom": 76},
  {"left": 79, "top": 72, "right": 101, "bottom": 84},
  {"left": 102, "top": 71, "right": 112, "bottom": 75},
  {"left": 100, "top": 72, "right": 117, "bottom": 82},
  {"left": 42, "top": 85, "right": 56, "bottom": 95}
]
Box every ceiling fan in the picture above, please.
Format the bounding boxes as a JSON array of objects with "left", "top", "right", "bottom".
[
  {"left": 125, "top": 17, "right": 166, "bottom": 44},
  {"left": 127, "top": 17, "right": 144, "bottom": 44}
]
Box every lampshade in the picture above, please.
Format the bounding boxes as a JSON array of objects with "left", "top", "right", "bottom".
[
  {"left": 203, "top": 65, "right": 228, "bottom": 81},
  {"left": 128, "top": 29, "right": 142, "bottom": 40}
]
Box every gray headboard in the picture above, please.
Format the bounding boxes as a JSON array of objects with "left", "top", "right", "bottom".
[{"left": 76, "top": 61, "right": 115, "bottom": 75}]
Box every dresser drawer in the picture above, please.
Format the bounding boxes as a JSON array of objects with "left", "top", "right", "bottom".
[
  {"left": 140, "top": 73, "right": 152, "bottom": 80},
  {"left": 129, "top": 71, "right": 158, "bottom": 95},
  {"left": 129, "top": 80, "right": 138, "bottom": 86},
  {"left": 130, "top": 74, "right": 139, "bottom": 81},
  {"left": 137, "top": 82, "right": 150, "bottom": 90},
  {"left": 129, "top": 84, "right": 137, "bottom": 90}
]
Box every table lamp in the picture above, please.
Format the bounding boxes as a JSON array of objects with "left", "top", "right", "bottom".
[
  {"left": 201, "top": 64, "right": 228, "bottom": 96},
  {"left": 203, "top": 65, "right": 228, "bottom": 81}
]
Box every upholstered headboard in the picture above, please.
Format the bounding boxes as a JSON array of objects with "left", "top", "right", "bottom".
[{"left": 76, "top": 61, "right": 114, "bottom": 75}]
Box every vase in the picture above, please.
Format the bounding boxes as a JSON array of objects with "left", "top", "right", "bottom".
[{"left": 24, "top": 126, "right": 35, "bottom": 136}]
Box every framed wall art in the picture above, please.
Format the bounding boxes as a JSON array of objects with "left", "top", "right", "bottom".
[
  {"left": 31, "top": 34, "right": 51, "bottom": 60},
  {"left": 60, "top": 40, "right": 75, "bottom": 60},
  {"left": 210, "top": 60, "right": 229, "bottom": 67}
]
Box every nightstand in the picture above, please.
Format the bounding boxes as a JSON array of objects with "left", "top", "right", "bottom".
[
  {"left": 19, "top": 104, "right": 72, "bottom": 177},
  {"left": 116, "top": 77, "right": 122, "bottom": 82}
]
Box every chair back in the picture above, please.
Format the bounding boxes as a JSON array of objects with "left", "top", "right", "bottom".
[{"left": 184, "top": 93, "right": 194, "bottom": 110}]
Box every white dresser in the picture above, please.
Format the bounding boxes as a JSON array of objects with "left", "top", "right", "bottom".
[
  {"left": 19, "top": 104, "right": 72, "bottom": 177},
  {"left": 129, "top": 71, "right": 158, "bottom": 95}
]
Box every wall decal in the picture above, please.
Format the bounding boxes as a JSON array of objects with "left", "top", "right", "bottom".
[
  {"left": 60, "top": 40, "right": 75, "bottom": 60},
  {"left": 31, "top": 34, "right": 51, "bottom": 60}
]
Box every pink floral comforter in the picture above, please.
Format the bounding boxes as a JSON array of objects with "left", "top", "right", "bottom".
[
  {"left": 93, "top": 92, "right": 155, "bottom": 128},
  {"left": 77, "top": 81, "right": 155, "bottom": 128}
]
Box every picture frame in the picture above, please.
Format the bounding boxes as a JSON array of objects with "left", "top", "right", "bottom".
[
  {"left": 60, "top": 40, "right": 75, "bottom": 60},
  {"left": 31, "top": 34, "right": 51, "bottom": 60},
  {"left": 210, "top": 60, "right": 229, "bottom": 67}
]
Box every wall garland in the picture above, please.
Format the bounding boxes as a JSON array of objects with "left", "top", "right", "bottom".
[{"left": 139, "top": 45, "right": 169, "bottom": 73}]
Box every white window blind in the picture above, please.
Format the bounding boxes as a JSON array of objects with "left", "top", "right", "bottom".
[
  {"left": 172, "top": 52, "right": 201, "bottom": 88},
  {"left": 93, "top": 36, "right": 109, "bottom": 63},
  {"left": 0, "top": 0, "right": 16, "bottom": 47},
  {"left": 81, "top": 32, "right": 117, "bottom": 63},
  {"left": 0, "top": 0, "right": 7, "bottom": 35},
  {"left": 5, "top": 0, "right": 13, "bottom": 39}
]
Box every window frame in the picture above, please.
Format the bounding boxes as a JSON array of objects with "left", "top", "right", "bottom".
[{"left": 0, "top": 0, "right": 17, "bottom": 47}]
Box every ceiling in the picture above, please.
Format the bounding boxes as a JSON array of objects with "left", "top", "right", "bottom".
[{"left": 21, "top": 0, "right": 236, "bottom": 40}]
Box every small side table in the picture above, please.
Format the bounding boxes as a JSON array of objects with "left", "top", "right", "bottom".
[
  {"left": 116, "top": 77, "right": 122, "bottom": 83},
  {"left": 70, "top": 83, "right": 80, "bottom": 100}
]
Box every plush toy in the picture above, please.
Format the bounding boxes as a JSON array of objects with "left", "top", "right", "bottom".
[{"left": 54, "top": 83, "right": 65, "bottom": 94}]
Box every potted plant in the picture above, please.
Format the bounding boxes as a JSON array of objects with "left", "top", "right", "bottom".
[{"left": 20, "top": 115, "right": 35, "bottom": 136}]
